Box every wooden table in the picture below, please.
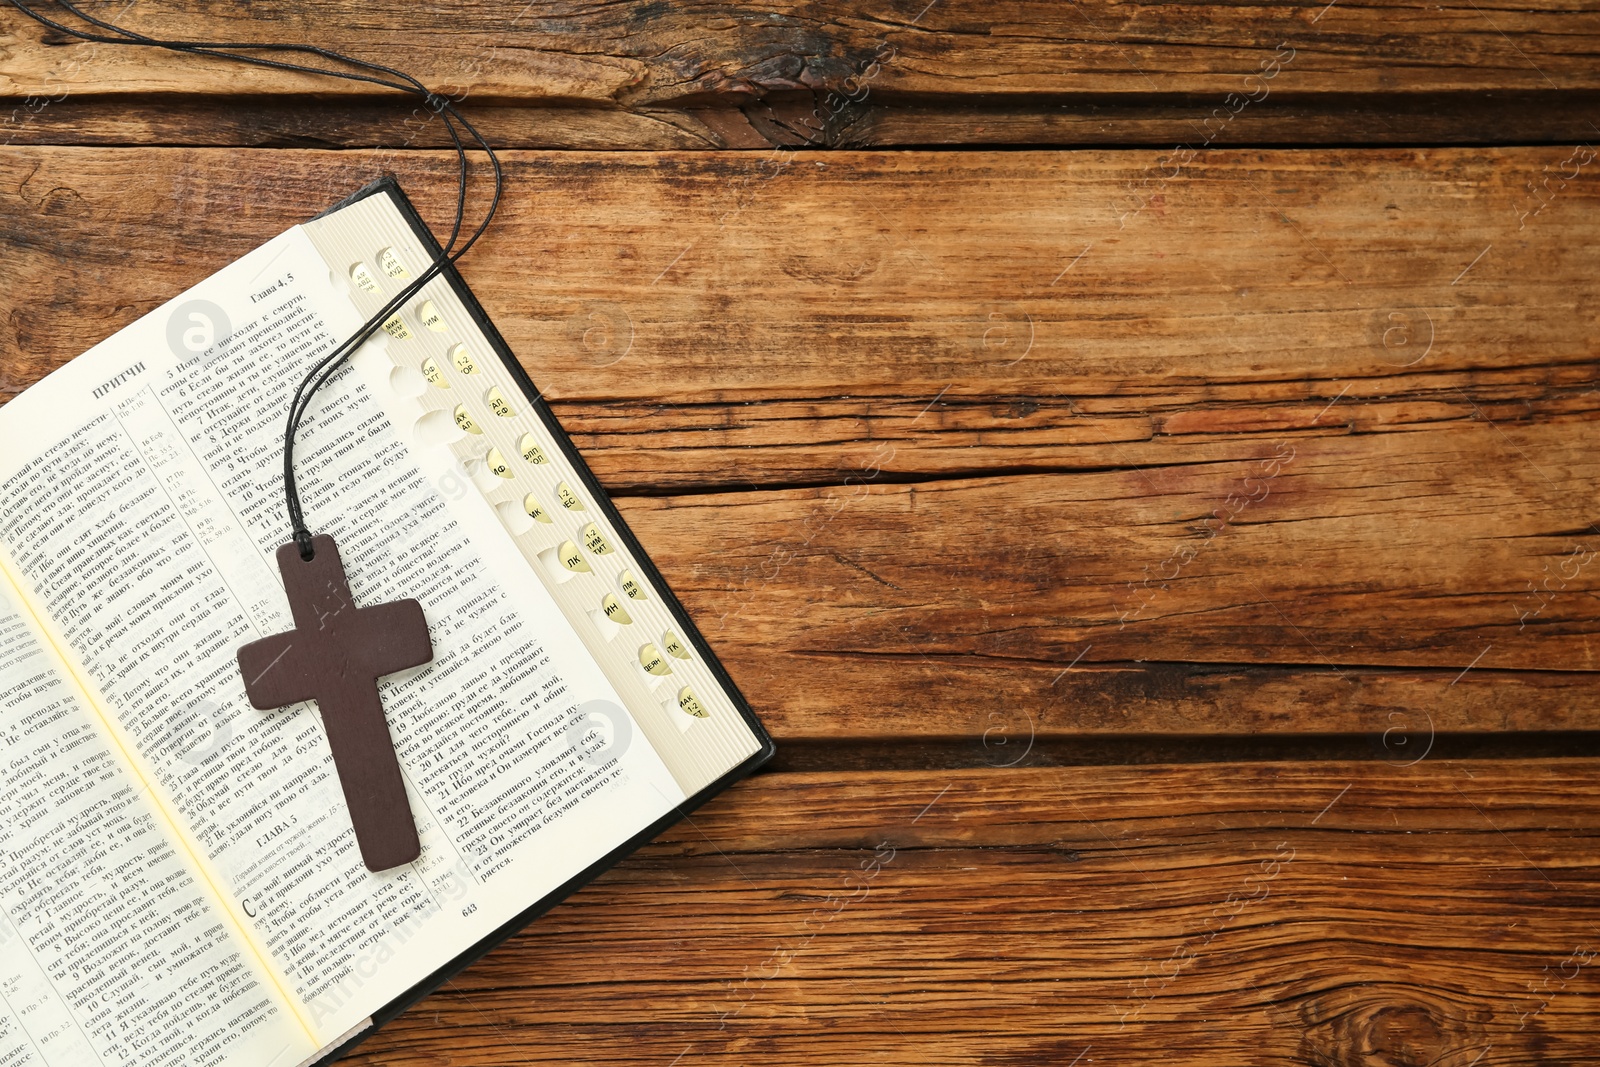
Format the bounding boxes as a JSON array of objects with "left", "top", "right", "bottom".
[{"left": 5, "top": 3, "right": 1599, "bottom": 1063}]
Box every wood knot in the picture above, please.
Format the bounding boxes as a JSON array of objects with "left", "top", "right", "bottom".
[
  {"left": 1364, "top": 1004, "right": 1444, "bottom": 1064},
  {"left": 36, "top": 185, "right": 87, "bottom": 218},
  {"left": 16, "top": 165, "right": 87, "bottom": 217},
  {"left": 1294, "top": 987, "right": 1489, "bottom": 1067}
]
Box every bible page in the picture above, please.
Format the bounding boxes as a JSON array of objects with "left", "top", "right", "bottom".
[
  {"left": 0, "top": 223, "right": 688, "bottom": 1044},
  {"left": 0, "top": 563, "right": 314, "bottom": 1067}
]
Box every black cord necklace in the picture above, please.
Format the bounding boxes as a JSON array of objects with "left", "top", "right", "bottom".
[
  {"left": 7, "top": 0, "right": 514, "bottom": 868},
  {"left": 6, "top": 0, "right": 503, "bottom": 561}
]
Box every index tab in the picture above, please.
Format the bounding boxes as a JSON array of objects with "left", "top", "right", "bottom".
[
  {"left": 580, "top": 522, "right": 612, "bottom": 555},
  {"left": 453, "top": 404, "right": 482, "bottom": 435},
  {"left": 350, "top": 262, "right": 380, "bottom": 293},
  {"left": 538, "top": 543, "right": 582, "bottom": 582},
  {"left": 417, "top": 300, "right": 447, "bottom": 332},
  {"left": 379, "top": 247, "right": 410, "bottom": 278},
  {"left": 486, "top": 387, "right": 516, "bottom": 418},
  {"left": 450, "top": 344, "right": 480, "bottom": 375},
  {"left": 677, "top": 686, "right": 709, "bottom": 718},
  {"left": 523, "top": 492, "right": 553, "bottom": 524},
  {"left": 600, "top": 593, "right": 632, "bottom": 624},
  {"left": 557, "top": 540, "right": 591, "bottom": 573},
  {"left": 638, "top": 643, "right": 672, "bottom": 677},
  {"left": 519, "top": 434, "right": 548, "bottom": 464},
  {"left": 421, "top": 357, "right": 449, "bottom": 388}
]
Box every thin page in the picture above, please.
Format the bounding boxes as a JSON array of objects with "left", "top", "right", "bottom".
[
  {"left": 0, "top": 224, "right": 687, "bottom": 1044},
  {"left": 0, "top": 565, "right": 314, "bottom": 1067}
]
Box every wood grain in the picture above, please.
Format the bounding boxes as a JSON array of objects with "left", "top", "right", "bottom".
[
  {"left": 336, "top": 761, "right": 1600, "bottom": 1065},
  {"left": 2, "top": 146, "right": 1595, "bottom": 741},
  {"left": 5, "top": 147, "right": 1596, "bottom": 414},
  {"left": 6, "top": 6, "right": 1599, "bottom": 1064},
  {"left": 618, "top": 416, "right": 1600, "bottom": 700},
  {"left": 2, "top": 1, "right": 1599, "bottom": 147}
]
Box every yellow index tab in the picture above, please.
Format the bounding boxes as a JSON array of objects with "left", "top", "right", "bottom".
[
  {"left": 523, "top": 492, "right": 552, "bottom": 523},
  {"left": 487, "top": 387, "right": 516, "bottom": 418},
  {"left": 580, "top": 522, "right": 612, "bottom": 556},
  {"left": 350, "top": 262, "right": 380, "bottom": 293},
  {"left": 382, "top": 315, "right": 412, "bottom": 341},
  {"left": 519, "top": 434, "right": 547, "bottom": 464},
  {"left": 485, "top": 447, "right": 512, "bottom": 479},
  {"left": 619, "top": 571, "right": 646, "bottom": 601},
  {"left": 453, "top": 404, "right": 482, "bottom": 435},
  {"left": 418, "top": 299, "right": 447, "bottom": 331},
  {"left": 451, "top": 344, "right": 480, "bottom": 375},
  {"left": 378, "top": 247, "right": 409, "bottom": 278},
  {"left": 557, "top": 482, "right": 584, "bottom": 511},
  {"left": 662, "top": 630, "right": 689, "bottom": 659},
  {"left": 421, "top": 357, "right": 449, "bottom": 388},
  {"left": 677, "top": 687, "right": 709, "bottom": 718},
  {"left": 638, "top": 643, "right": 672, "bottom": 677},
  {"left": 557, "top": 540, "right": 591, "bottom": 573},
  {"left": 601, "top": 594, "right": 632, "bottom": 624}
]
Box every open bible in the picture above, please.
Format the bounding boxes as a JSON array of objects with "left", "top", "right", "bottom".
[{"left": 0, "top": 179, "right": 773, "bottom": 1067}]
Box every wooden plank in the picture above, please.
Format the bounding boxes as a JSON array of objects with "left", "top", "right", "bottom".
[
  {"left": 2, "top": 146, "right": 1595, "bottom": 739},
  {"left": 8, "top": 0, "right": 1598, "bottom": 98},
  {"left": 556, "top": 373, "right": 1600, "bottom": 494},
  {"left": 4, "top": 146, "right": 1596, "bottom": 418},
  {"left": 7, "top": 92, "right": 1600, "bottom": 149},
  {"left": 617, "top": 418, "right": 1600, "bottom": 688},
  {"left": 1, "top": 100, "right": 720, "bottom": 150},
  {"left": 3, "top": 2, "right": 1599, "bottom": 147},
  {"left": 716, "top": 653, "right": 1600, "bottom": 745},
  {"left": 336, "top": 761, "right": 1600, "bottom": 1065}
]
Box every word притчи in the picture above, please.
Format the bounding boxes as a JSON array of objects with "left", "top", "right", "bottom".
[
  {"left": 1513, "top": 543, "right": 1596, "bottom": 630},
  {"left": 1118, "top": 442, "right": 1296, "bottom": 628},
  {"left": 1112, "top": 43, "right": 1296, "bottom": 229},
  {"left": 90, "top": 361, "right": 147, "bottom": 400},
  {"left": 1516, "top": 944, "right": 1595, "bottom": 1030},
  {"left": 1514, "top": 144, "right": 1595, "bottom": 230},
  {"left": 1116, "top": 841, "right": 1295, "bottom": 1027},
  {"left": 713, "top": 840, "right": 896, "bottom": 1029}
]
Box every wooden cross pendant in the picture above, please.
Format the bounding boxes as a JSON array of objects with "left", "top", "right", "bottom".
[{"left": 237, "top": 534, "right": 433, "bottom": 872}]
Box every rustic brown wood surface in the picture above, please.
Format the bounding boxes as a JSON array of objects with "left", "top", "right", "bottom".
[
  {"left": 349, "top": 762, "right": 1600, "bottom": 1065},
  {"left": 4, "top": 1, "right": 1600, "bottom": 146},
  {"left": 2, "top": 2, "right": 1597, "bottom": 1064}
]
